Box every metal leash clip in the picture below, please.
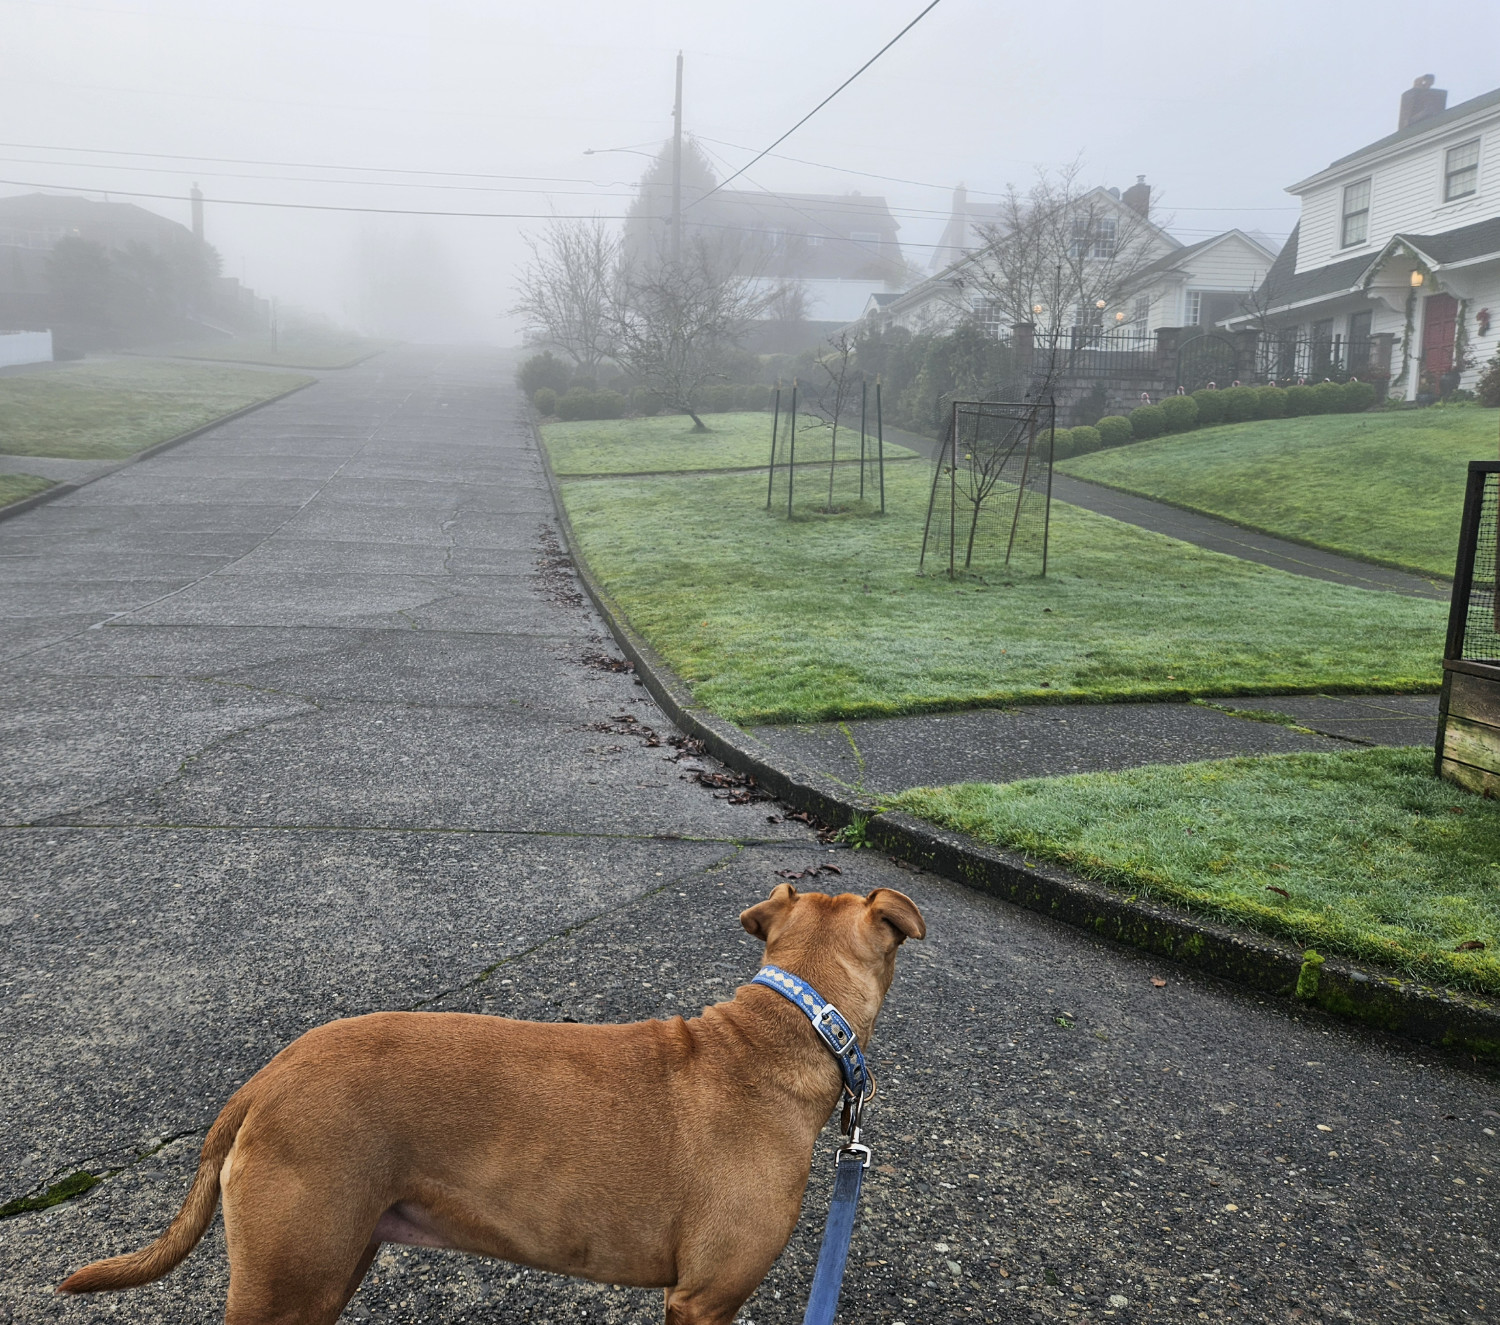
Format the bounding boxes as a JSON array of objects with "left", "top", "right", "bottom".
[{"left": 836, "top": 1124, "right": 872, "bottom": 1170}]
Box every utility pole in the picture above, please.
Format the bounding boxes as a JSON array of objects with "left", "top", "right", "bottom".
[{"left": 671, "top": 50, "right": 683, "bottom": 264}]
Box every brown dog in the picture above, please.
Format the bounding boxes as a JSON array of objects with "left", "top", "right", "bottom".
[{"left": 58, "top": 883, "right": 925, "bottom": 1323}]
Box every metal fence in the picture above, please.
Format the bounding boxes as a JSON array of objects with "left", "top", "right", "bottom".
[{"left": 1252, "top": 334, "right": 1381, "bottom": 385}]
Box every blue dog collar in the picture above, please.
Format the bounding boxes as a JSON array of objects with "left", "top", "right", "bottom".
[{"left": 752, "top": 965, "right": 872, "bottom": 1101}]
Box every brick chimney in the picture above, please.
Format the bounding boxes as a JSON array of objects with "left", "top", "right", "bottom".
[
  {"left": 1399, "top": 75, "right": 1447, "bottom": 130},
  {"left": 1121, "top": 175, "right": 1151, "bottom": 218}
]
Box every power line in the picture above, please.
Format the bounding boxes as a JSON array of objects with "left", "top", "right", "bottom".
[
  {"left": 0, "top": 140, "right": 604, "bottom": 186},
  {"left": 689, "top": 0, "right": 945, "bottom": 208}
]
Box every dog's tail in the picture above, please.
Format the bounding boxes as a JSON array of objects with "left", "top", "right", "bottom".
[{"left": 56, "top": 1088, "right": 254, "bottom": 1295}]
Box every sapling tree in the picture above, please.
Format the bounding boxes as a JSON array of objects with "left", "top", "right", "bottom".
[{"left": 607, "top": 237, "right": 776, "bottom": 430}]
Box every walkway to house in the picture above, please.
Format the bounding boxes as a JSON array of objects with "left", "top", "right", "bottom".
[{"left": 884, "top": 424, "right": 1449, "bottom": 599}]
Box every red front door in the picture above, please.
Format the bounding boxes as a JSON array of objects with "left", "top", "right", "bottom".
[{"left": 1422, "top": 293, "right": 1459, "bottom": 376}]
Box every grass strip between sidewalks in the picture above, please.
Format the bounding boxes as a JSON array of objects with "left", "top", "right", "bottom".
[
  {"left": 544, "top": 410, "right": 918, "bottom": 476},
  {"left": 142, "top": 337, "right": 390, "bottom": 370},
  {"left": 0, "top": 474, "right": 55, "bottom": 508},
  {"left": 0, "top": 359, "right": 314, "bottom": 460},
  {"left": 1059, "top": 407, "right": 1498, "bottom": 578},
  {"left": 547, "top": 423, "right": 1445, "bottom": 724},
  {"left": 893, "top": 747, "right": 1500, "bottom": 997}
]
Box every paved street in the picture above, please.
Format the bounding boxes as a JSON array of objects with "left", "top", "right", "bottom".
[{"left": 1, "top": 346, "right": 1495, "bottom": 1323}]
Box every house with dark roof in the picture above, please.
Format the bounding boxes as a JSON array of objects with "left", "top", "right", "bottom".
[{"left": 1230, "top": 76, "right": 1500, "bottom": 398}]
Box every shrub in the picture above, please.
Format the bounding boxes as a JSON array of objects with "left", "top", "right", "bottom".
[
  {"left": 1220, "top": 385, "right": 1259, "bottom": 422},
  {"left": 1478, "top": 351, "right": 1500, "bottom": 407},
  {"left": 1312, "top": 380, "right": 1346, "bottom": 413},
  {"left": 739, "top": 384, "right": 773, "bottom": 411},
  {"left": 1048, "top": 428, "right": 1074, "bottom": 459},
  {"left": 1160, "top": 394, "right": 1199, "bottom": 432},
  {"left": 1343, "top": 379, "right": 1377, "bottom": 412},
  {"left": 1128, "top": 403, "right": 1167, "bottom": 440},
  {"left": 1096, "top": 415, "right": 1133, "bottom": 447},
  {"left": 1256, "top": 385, "right": 1288, "bottom": 418},
  {"left": 1191, "top": 389, "right": 1228, "bottom": 426},
  {"left": 702, "top": 385, "right": 736, "bottom": 413},
  {"left": 554, "top": 387, "right": 625, "bottom": 421},
  {"left": 590, "top": 388, "right": 626, "bottom": 419},
  {"left": 1068, "top": 424, "right": 1102, "bottom": 455},
  {"left": 630, "top": 386, "right": 663, "bottom": 416},
  {"left": 517, "top": 351, "right": 571, "bottom": 400},
  {"left": 533, "top": 387, "right": 557, "bottom": 417},
  {"left": 1284, "top": 384, "right": 1318, "bottom": 416}
]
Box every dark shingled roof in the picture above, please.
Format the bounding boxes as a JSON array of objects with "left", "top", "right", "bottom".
[
  {"left": 1254, "top": 225, "right": 1372, "bottom": 309},
  {"left": 1402, "top": 214, "right": 1500, "bottom": 266},
  {"left": 1253, "top": 212, "right": 1500, "bottom": 316},
  {"left": 1324, "top": 85, "right": 1500, "bottom": 174}
]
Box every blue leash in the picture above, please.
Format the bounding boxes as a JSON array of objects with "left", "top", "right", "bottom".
[{"left": 752, "top": 966, "right": 876, "bottom": 1325}]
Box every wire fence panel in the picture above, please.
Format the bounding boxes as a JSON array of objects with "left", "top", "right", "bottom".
[{"left": 919, "top": 398, "right": 1055, "bottom": 579}]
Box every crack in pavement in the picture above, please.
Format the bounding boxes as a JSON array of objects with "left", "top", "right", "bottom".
[{"left": 0, "top": 845, "right": 749, "bottom": 1220}]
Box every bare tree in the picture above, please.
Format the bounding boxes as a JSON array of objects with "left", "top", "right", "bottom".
[
  {"left": 968, "top": 161, "right": 1169, "bottom": 374},
  {"left": 608, "top": 237, "right": 777, "bottom": 430},
  {"left": 802, "top": 331, "right": 862, "bottom": 509},
  {"left": 511, "top": 219, "right": 619, "bottom": 373}
]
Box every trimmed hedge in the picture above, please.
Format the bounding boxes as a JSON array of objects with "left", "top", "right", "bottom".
[
  {"left": 1128, "top": 403, "right": 1167, "bottom": 440},
  {"left": 1097, "top": 415, "right": 1133, "bottom": 447},
  {"left": 1220, "top": 385, "right": 1260, "bottom": 422},
  {"left": 1284, "top": 384, "right": 1318, "bottom": 416},
  {"left": 1313, "top": 380, "right": 1346, "bottom": 414},
  {"left": 1191, "top": 388, "right": 1228, "bottom": 426},
  {"left": 1256, "top": 385, "right": 1288, "bottom": 418},
  {"left": 1161, "top": 394, "right": 1199, "bottom": 432},
  {"left": 1048, "top": 427, "right": 1074, "bottom": 459},
  {"left": 1069, "top": 424, "right": 1102, "bottom": 455},
  {"left": 555, "top": 387, "right": 627, "bottom": 421},
  {"left": 534, "top": 387, "right": 558, "bottom": 416}
]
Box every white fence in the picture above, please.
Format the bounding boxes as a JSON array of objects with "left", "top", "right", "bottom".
[{"left": 0, "top": 330, "right": 53, "bottom": 368}]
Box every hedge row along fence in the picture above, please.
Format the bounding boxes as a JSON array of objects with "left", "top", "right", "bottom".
[{"left": 1050, "top": 379, "right": 1379, "bottom": 461}]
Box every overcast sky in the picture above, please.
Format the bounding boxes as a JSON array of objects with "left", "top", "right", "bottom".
[{"left": 7, "top": 0, "right": 1499, "bottom": 339}]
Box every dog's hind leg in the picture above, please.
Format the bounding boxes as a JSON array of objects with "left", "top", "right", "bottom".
[{"left": 662, "top": 1282, "right": 757, "bottom": 1325}]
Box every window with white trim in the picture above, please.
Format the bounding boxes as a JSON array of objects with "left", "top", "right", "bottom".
[
  {"left": 1068, "top": 215, "right": 1117, "bottom": 259},
  {"left": 1186, "top": 291, "right": 1203, "bottom": 325},
  {"left": 1132, "top": 295, "right": 1151, "bottom": 325},
  {"left": 1341, "top": 178, "right": 1371, "bottom": 247},
  {"left": 1445, "top": 139, "right": 1480, "bottom": 201},
  {"left": 972, "top": 297, "right": 1005, "bottom": 337}
]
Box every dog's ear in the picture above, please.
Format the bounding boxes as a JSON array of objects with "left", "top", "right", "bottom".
[
  {"left": 865, "top": 889, "right": 926, "bottom": 944},
  {"left": 740, "top": 882, "right": 798, "bottom": 942}
]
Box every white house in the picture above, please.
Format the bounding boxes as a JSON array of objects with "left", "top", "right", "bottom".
[
  {"left": 1230, "top": 76, "right": 1500, "bottom": 398},
  {"left": 858, "top": 179, "right": 1277, "bottom": 340}
]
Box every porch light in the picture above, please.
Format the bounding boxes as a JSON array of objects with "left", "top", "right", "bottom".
[
  {"left": 1115, "top": 311, "right": 1127, "bottom": 322},
  {"left": 1095, "top": 299, "right": 1107, "bottom": 309},
  {"left": 1410, "top": 270, "right": 1425, "bottom": 288}
]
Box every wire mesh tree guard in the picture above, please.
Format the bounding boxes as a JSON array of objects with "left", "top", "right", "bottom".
[
  {"left": 765, "top": 380, "right": 887, "bottom": 519},
  {"left": 919, "top": 397, "right": 1056, "bottom": 578},
  {"left": 1436, "top": 461, "right": 1500, "bottom": 795}
]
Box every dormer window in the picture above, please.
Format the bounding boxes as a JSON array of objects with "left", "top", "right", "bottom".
[
  {"left": 1341, "top": 179, "right": 1371, "bottom": 247},
  {"left": 1445, "top": 139, "right": 1480, "bottom": 201}
]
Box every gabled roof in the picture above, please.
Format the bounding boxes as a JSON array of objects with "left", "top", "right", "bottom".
[
  {"left": 1291, "top": 85, "right": 1500, "bottom": 190},
  {"left": 1128, "top": 228, "right": 1280, "bottom": 284},
  {"left": 1398, "top": 214, "right": 1500, "bottom": 267}
]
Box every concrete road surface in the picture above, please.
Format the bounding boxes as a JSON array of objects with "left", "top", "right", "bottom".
[{"left": 1, "top": 347, "right": 1493, "bottom": 1323}]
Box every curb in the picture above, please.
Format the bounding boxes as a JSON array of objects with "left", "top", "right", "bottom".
[
  {"left": 533, "top": 419, "right": 1500, "bottom": 1066},
  {"left": 0, "top": 378, "right": 316, "bottom": 525}
]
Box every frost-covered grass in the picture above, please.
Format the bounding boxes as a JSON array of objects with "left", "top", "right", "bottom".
[{"left": 896, "top": 747, "right": 1500, "bottom": 996}]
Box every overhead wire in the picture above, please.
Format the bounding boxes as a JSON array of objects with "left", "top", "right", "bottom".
[{"left": 688, "top": 0, "right": 945, "bottom": 208}]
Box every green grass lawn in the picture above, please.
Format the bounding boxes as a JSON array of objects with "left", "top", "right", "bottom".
[
  {"left": 0, "top": 474, "right": 54, "bottom": 507},
  {"left": 895, "top": 747, "right": 1500, "bottom": 996},
  {"left": 1059, "top": 406, "right": 1499, "bottom": 578},
  {"left": 0, "top": 360, "right": 313, "bottom": 460},
  {"left": 547, "top": 422, "right": 1446, "bottom": 724},
  {"left": 145, "top": 337, "right": 389, "bottom": 370},
  {"left": 544, "top": 410, "right": 918, "bottom": 476}
]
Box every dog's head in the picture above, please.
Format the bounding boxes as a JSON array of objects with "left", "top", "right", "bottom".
[{"left": 740, "top": 883, "right": 925, "bottom": 1021}]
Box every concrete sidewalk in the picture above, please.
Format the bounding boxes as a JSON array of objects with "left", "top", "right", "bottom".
[
  {"left": 2, "top": 348, "right": 1491, "bottom": 1323},
  {"left": 751, "top": 694, "right": 1441, "bottom": 795}
]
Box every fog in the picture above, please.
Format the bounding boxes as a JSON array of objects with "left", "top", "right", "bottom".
[{"left": 6, "top": 0, "right": 1499, "bottom": 342}]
